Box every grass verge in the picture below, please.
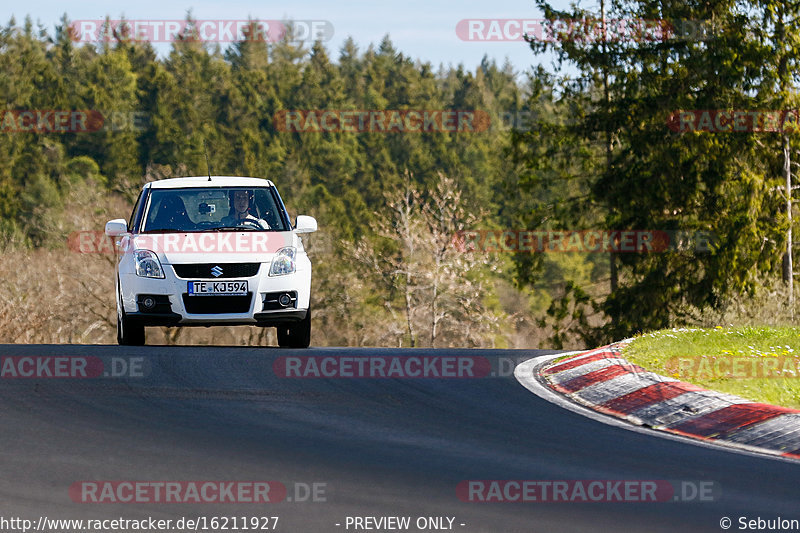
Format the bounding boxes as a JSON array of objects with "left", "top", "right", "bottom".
[{"left": 622, "top": 326, "right": 800, "bottom": 410}]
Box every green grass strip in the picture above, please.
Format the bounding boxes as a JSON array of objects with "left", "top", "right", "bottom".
[{"left": 622, "top": 327, "right": 800, "bottom": 409}]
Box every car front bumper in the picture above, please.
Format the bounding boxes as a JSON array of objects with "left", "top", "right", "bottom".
[
  {"left": 118, "top": 256, "right": 311, "bottom": 327},
  {"left": 124, "top": 309, "right": 308, "bottom": 327}
]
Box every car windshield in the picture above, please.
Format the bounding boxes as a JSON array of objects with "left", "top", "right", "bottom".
[{"left": 141, "top": 187, "right": 289, "bottom": 233}]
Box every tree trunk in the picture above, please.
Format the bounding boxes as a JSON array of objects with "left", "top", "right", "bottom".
[
  {"left": 600, "top": 0, "right": 618, "bottom": 296},
  {"left": 783, "top": 134, "right": 793, "bottom": 318}
]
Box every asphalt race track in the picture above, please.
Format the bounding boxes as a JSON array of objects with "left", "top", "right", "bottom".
[{"left": 0, "top": 345, "right": 798, "bottom": 533}]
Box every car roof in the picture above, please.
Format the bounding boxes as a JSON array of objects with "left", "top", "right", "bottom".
[{"left": 145, "top": 176, "right": 276, "bottom": 189}]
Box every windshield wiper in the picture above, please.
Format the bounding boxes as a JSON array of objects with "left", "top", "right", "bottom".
[
  {"left": 213, "top": 226, "right": 260, "bottom": 232},
  {"left": 142, "top": 228, "right": 189, "bottom": 233}
]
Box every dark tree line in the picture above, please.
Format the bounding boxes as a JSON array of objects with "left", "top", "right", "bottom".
[{"left": 0, "top": 8, "right": 795, "bottom": 346}]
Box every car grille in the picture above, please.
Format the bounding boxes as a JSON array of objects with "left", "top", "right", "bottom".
[
  {"left": 182, "top": 293, "right": 253, "bottom": 314},
  {"left": 172, "top": 263, "right": 261, "bottom": 279}
]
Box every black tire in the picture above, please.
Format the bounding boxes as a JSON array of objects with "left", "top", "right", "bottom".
[
  {"left": 277, "top": 308, "right": 311, "bottom": 348},
  {"left": 117, "top": 286, "right": 145, "bottom": 346}
]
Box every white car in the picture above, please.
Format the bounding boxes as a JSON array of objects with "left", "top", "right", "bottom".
[{"left": 105, "top": 176, "right": 317, "bottom": 348}]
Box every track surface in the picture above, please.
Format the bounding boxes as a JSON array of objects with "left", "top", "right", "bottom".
[{"left": 0, "top": 345, "right": 798, "bottom": 533}]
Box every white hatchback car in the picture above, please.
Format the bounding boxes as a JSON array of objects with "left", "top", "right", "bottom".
[{"left": 105, "top": 176, "right": 317, "bottom": 348}]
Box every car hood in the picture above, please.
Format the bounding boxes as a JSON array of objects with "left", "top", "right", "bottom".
[{"left": 122, "top": 231, "right": 299, "bottom": 264}]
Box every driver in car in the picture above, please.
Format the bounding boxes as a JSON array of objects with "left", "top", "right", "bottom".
[{"left": 221, "top": 189, "right": 269, "bottom": 229}]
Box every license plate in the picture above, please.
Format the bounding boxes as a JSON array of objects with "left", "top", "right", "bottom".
[{"left": 187, "top": 280, "right": 248, "bottom": 296}]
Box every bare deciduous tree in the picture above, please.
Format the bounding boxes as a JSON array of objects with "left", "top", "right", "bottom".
[{"left": 352, "top": 171, "right": 505, "bottom": 348}]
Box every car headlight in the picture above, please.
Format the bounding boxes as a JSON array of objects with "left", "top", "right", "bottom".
[
  {"left": 269, "top": 247, "right": 296, "bottom": 276},
  {"left": 134, "top": 250, "right": 165, "bottom": 279}
]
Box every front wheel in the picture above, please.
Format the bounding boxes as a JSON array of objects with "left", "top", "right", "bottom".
[
  {"left": 277, "top": 308, "right": 311, "bottom": 348},
  {"left": 117, "top": 288, "right": 145, "bottom": 346}
]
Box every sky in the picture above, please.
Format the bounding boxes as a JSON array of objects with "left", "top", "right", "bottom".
[{"left": 6, "top": 0, "right": 580, "bottom": 76}]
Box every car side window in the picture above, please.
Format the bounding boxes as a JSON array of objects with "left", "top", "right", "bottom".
[{"left": 255, "top": 189, "right": 280, "bottom": 230}]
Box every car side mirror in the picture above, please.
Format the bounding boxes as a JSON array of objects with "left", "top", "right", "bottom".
[
  {"left": 294, "top": 215, "right": 318, "bottom": 234},
  {"left": 105, "top": 219, "right": 129, "bottom": 237}
]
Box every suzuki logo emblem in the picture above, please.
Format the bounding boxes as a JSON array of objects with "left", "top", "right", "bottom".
[{"left": 211, "top": 266, "right": 223, "bottom": 277}]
